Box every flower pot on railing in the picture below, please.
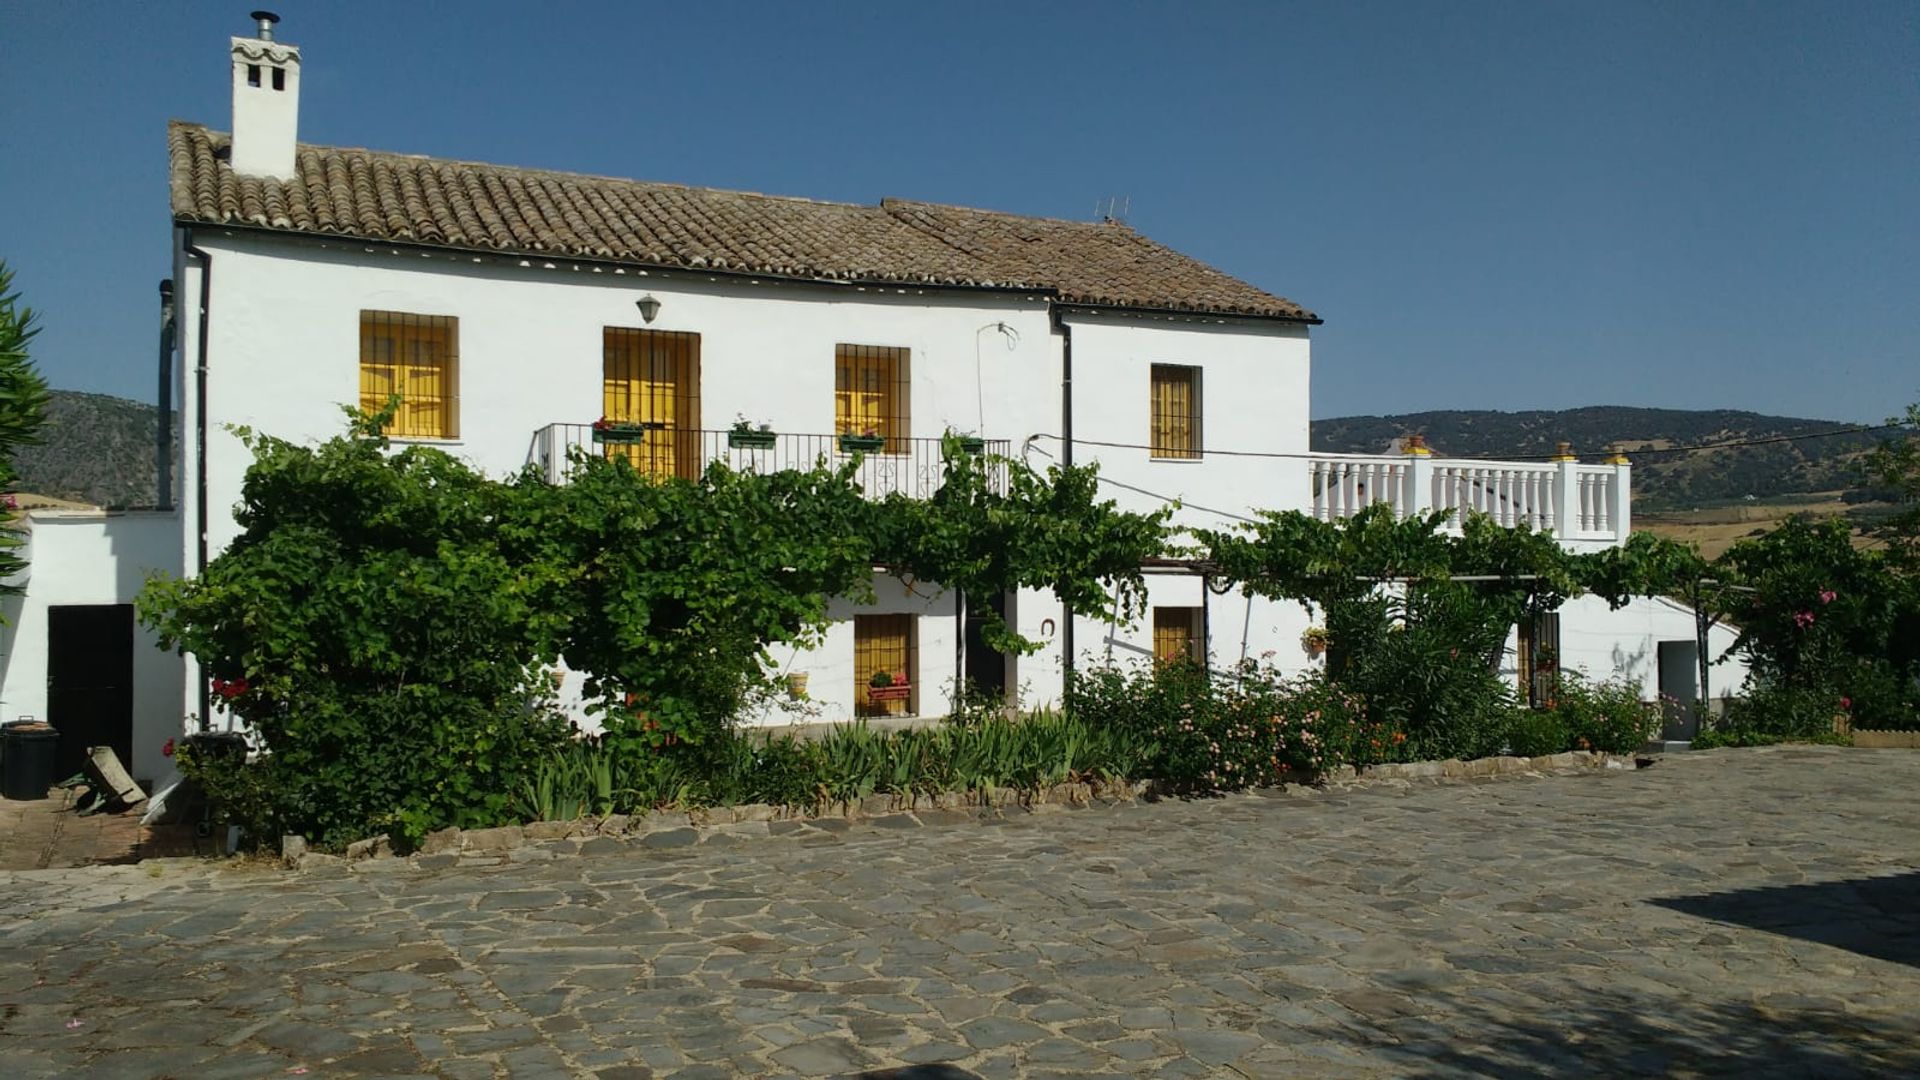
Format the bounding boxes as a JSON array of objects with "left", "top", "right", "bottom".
[
  {"left": 838, "top": 433, "right": 887, "bottom": 453},
  {"left": 728, "top": 428, "right": 778, "bottom": 450},
  {"left": 867, "top": 683, "right": 912, "bottom": 703},
  {"left": 954, "top": 436, "right": 987, "bottom": 454},
  {"left": 591, "top": 419, "right": 663, "bottom": 444}
]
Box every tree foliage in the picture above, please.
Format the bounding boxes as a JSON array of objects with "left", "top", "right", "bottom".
[
  {"left": 139, "top": 415, "right": 568, "bottom": 846},
  {"left": 139, "top": 418, "right": 1172, "bottom": 844},
  {"left": 0, "top": 261, "right": 51, "bottom": 604}
]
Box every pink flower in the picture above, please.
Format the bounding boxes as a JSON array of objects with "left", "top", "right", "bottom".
[
  {"left": 1818, "top": 590, "right": 1836, "bottom": 605},
  {"left": 1840, "top": 697, "right": 1852, "bottom": 710},
  {"left": 1792, "top": 611, "right": 1816, "bottom": 630}
]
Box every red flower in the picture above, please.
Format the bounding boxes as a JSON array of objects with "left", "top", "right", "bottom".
[
  {"left": 1840, "top": 697, "right": 1852, "bottom": 711},
  {"left": 161, "top": 738, "right": 175, "bottom": 758}
]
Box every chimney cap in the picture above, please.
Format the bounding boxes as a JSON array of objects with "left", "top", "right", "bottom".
[{"left": 250, "top": 10, "right": 280, "bottom": 40}]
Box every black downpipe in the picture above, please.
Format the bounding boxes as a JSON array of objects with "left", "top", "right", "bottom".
[
  {"left": 1054, "top": 309, "right": 1075, "bottom": 691},
  {"left": 155, "top": 280, "right": 175, "bottom": 511},
  {"left": 183, "top": 228, "right": 213, "bottom": 732}
]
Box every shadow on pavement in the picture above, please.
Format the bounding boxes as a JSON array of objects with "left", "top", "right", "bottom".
[
  {"left": 1651, "top": 869, "right": 1920, "bottom": 968},
  {"left": 1374, "top": 987, "right": 1920, "bottom": 1078}
]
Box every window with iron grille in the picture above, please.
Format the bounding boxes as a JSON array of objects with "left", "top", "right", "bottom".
[
  {"left": 1153, "top": 606, "right": 1203, "bottom": 664},
  {"left": 360, "top": 311, "right": 458, "bottom": 439},
  {"left": 1149, "top": 364, "right": 1201, "bottom": 459},
  {"left": 604, "top": 328, "right": 702, "bottom": 480},
  {"left": 835, "top": 344, "right": 911, "bottom": 453},
  {"left": 855, "top": 613, "right": 917, "bottom": 717},
  {"left": 1517, "top": 611, "right": 1562, "bottom": 708}
]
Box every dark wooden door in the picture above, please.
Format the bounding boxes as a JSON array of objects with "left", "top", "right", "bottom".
[
  {"left": 47, "top": 605, "right": 134, "bottom": 781},
  {"left": 963, "top": 591, "right": 1009, "bottom": 698}
]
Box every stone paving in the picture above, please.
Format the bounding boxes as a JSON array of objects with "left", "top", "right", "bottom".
[{"left": 2, "top": 746, "right": 1918, "bottom": 1078}]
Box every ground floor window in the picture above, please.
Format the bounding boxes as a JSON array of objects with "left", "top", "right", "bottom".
[
  {"left": 855, "top": 613, "right": 917, "bottom": 717},
  {"left": 1518, "top": 611, "right": 1561, "bottom": 708},
  {"left": 1152, "top": 606, "right": 1203, "bottom": 665}
]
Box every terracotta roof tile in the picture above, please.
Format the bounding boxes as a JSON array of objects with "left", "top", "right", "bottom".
[{"left": 168, "top": 121, "right": 1317, "bottom": 322}]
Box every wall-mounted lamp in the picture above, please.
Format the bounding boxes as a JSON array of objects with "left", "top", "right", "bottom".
[{"left": 635, "top": 294, "right": 662, "bottom": 324}]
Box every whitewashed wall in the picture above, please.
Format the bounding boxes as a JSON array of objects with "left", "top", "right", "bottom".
[
  {"left": 1052, "top": 311, "right": 1316, "bottom": 692},
  {"left": 1501, "top": 594, "right": 1749, "bottom": 702},
  {"left": 174, "top": 231, "right": 1078, "bottom": 726},
  {"left": 0, "top": 511, "right": 185, "bottom": 784}
]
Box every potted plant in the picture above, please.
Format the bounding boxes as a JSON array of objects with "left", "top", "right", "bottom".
[
  {"left": 838, "top": 426, "right": 887, "bottom": 453},
  {"left": 946, "top": 430, "right": 987, "bottom": 455},
  {"left": 1300, "top": 626, "right": 1331, "bottom": 658},
  {"left": 591, "top": 416, "right": 660, "bottom": 444},
  {"left": 728, "top": 417, "right": 778, "bottom": 450},
  {"left": 867, "top": 669, "right": 911, "bottom": 702},
  {"left": 785, "top": 671, "right": 810, "bottom": 699}
]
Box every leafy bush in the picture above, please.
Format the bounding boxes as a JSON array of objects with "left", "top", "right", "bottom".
[
  {"left": 1709, "top": 684, "right": 1851, "bottom": 746},
  {"left": 513, "top": 711, "right": 1155, "bottom": 819},
  {"left": 1548, "top": 673, "right": 1659, "bottom": 754},
  {"left": 1068, "top": 658, "right": 1390, "bottom": 789},
  {"left": 1505, "top": 710, "right": 1572, "bottom": 757},
  {"left": 139, "top": 423, "right": 572, "bottom": 848}
]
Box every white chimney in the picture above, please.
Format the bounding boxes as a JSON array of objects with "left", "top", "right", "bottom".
[{"left": 229, "top": 11, "right": 300, "bottom": 180}]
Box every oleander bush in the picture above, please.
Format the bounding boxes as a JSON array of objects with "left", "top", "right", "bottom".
[{"left": 1545, "top": 673, "right": 1661, "bottom": 754}]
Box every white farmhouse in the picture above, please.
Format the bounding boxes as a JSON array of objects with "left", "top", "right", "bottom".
[{"left": 0, "top": 17, "right": 1743, "bottom": 788}]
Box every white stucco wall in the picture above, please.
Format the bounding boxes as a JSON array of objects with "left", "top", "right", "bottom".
[
  {"left": 0, "top": 511, "right": 185, "bottom": 784},
  {"left": 1502, "top": 593, "right": 1749, "bottom": 703},
  {"left": 173, "top": 230, "right": 1088, "bottom": 725},
  {"left": 1052, "top": 311, "right": 1316, "bottom": 690}
]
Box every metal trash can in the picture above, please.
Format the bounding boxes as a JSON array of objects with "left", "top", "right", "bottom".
[{"left": 1, "top": 721, "right": 61, "bottom": 800}]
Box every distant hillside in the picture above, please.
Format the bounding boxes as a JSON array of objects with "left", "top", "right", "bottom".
[
  {"left": 8, "top": 394, "right": 1889, "bottom": 514},
  {"left": 1312, "top": 407, "right": 1882, "bottom": 509},
  {"left": 14, "top": 390, "right": 171, "bottom": 509}
]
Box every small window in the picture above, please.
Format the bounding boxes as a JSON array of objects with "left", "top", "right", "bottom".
[
  {"left": 836, "top": 344, "right": 910, "bottom": 453},
  {"left": 855, "top": 614, "right": 917, "bottom": 717},
  {"left": 271, "top": 67, "right": 286, "bottom": 91},
  {"left": 1150, "top": 364, "right": 1201, "bottom": 459},
  {"left": 1153, "top": 606, "right": 1203, "bottom": 665},
  {"left": 1518, "top": 611, "right": 1561, "bottom": 708},
  {"left": 246, "top": 64, "right": 261, "bottom": 88},
  {"left": 360, "top": 311, "right": 458, "bottom": 439}
]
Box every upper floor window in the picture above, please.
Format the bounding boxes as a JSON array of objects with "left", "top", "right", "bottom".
[
  {"left": 360, "top": 311, "right": 458, "bottom": 439},
  {"left": 603, "top": 327, "right": 702, "bottom": 481},
  {"left": 836, "top": 344, "right": 910, "bottom": 453},
  {"left": 1150, "top": 363, "right": 1201, "bottom": 459}
]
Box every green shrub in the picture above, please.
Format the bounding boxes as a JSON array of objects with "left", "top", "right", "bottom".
[
  {"left": 1068, "top": 658, "right": 1392, "bottom": 789},
  {"left": 1712, "top": 684, "right": 1850, "bottom": 744},
  {"left": 139, "top": 425, "right": 573, "bottom": 849},
  {"left": 1505, "top": 710, "right": 1572, "bottom": 757},
  {"left": 1548, "top": 673, "right": 1659, "bottom": 754}
]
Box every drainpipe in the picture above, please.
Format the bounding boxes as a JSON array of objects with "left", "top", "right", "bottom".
[
  {"left": 182, "top": 228, "right": 213, "bottom": 731},
  {"left": 1051, "top": 307, "right": 1075, "bottom": 691},
  {"left": 155, "top": 280, "right": 175, "bottom": 510}
]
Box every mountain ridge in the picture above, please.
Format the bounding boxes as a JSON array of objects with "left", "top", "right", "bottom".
[{"left": 9, "top": 391, "right": 1884, "bottom": 512}]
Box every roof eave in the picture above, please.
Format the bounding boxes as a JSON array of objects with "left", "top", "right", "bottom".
[{"left": 175, "top": 216, "right": 1317, "bottom": 322}]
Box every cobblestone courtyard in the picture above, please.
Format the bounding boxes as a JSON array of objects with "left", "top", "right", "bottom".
[{"left": 2, "top": 746, "right": 1917, "bottom": 1078}]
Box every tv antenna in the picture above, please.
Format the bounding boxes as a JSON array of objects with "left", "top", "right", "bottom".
[{"left": 1095, "top": 195, "right": 1131, "bottom": 224}]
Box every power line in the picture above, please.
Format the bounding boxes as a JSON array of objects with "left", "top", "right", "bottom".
[{"left": 1025, "top": 421, "right": 1906, "bottom": 465}]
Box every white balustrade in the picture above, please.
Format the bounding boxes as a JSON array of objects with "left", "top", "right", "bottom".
[{"left": 1305, "top": 452, "right": 1630, "bottom": 545}]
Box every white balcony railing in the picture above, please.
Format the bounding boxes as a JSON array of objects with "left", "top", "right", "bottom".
[{"left": 1308, "top": 452, "right": 1630, "bottom": 545}]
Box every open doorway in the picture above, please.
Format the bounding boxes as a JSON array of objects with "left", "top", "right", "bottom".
[
  {"left": 47, "top": 604, "right": 135, "bottom": 781},
  {"left": 1658, "top": 640, "right": 1701, "bottom": 742}
]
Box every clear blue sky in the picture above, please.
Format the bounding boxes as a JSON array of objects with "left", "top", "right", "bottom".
[{"left": 2, "top": 1, "right": 1914, "bottom": 422}]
